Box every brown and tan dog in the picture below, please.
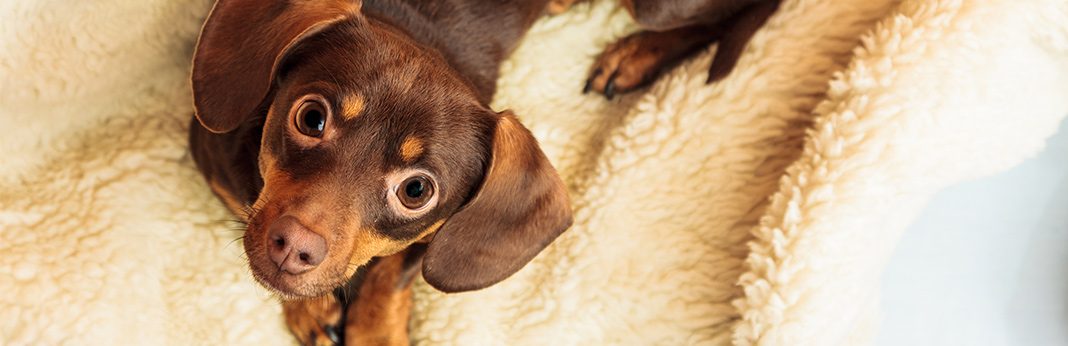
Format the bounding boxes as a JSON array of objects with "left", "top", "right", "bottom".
[{"left": 188, "top": 0, "right": 777, "bottom": 344}]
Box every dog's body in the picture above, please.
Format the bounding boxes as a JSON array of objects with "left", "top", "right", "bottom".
[{"left": 188, "top": 0, "right": 777, "bottom": 344}]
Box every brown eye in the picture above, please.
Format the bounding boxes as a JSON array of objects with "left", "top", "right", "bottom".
[
  {"left": 294, "top": 99, "right": 328, "bottom": 137},
  {"left": 397, "top": 174, "right": 435, "bottom": 210}
]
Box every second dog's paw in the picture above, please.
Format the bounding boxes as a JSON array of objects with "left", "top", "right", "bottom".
[
  {"left": 283, "top": 295, "right": 343, "bottom": 346},
  {"left": 584, "top": 30, "right": 702, "bottom": 100}
]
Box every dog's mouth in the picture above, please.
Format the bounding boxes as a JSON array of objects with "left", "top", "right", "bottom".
[
  {"left": 247, "top": 262, "right": 350, "bottom": 299},
  {"left": 238, "top": 189, "right": 413, "bottom": 298},
  {"left": 242, "top": 214, "right": 356, "bottom": 299}
]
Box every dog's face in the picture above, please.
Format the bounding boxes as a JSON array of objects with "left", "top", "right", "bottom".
[
  {"left": 244, "top": 25, "right": 493, "bottom": 297},
  {"left": 191, "top": 0, "right": 571, "bottom": 298}
]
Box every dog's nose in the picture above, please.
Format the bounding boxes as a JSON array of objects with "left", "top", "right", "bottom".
[{"left": 266, "top": 216, "right": 327, "bottom": 275}]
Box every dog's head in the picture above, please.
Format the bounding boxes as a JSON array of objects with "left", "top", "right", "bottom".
[{"left": 191, "top": 0, "right": 571, "bottom": 298}]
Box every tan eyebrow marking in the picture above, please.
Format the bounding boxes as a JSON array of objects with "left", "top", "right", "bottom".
[
  {"left": 399, "top": 136, "right": 424, "bottom": 162},
  {"left": 341, "top": 94, "right": 365, "bottom": 120}
]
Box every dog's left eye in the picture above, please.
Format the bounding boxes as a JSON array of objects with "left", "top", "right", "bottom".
[
  {"left": 386, "top": 170, "right": 440, "bottom": 218},
  {"left": 294, "top": 98, "right": 328, "bottom": 137},
  {"left": 397, "top": 174, "right": 435, "bottom": 210}
]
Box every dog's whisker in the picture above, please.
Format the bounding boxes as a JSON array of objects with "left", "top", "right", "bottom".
[{"left": 226, "top": 235, "right": 245, "bottom": 249}]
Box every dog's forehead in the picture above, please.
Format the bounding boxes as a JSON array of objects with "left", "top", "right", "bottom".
[
  {"left": 266, "top": 21, "right": 493, "bottom": 196},
  {"left": 293, "top": 54, "right": 482, "bottom": 153},
  {"left": 269, "top": 72, "right": 474, "bottom": 187},
  {"left": 304, "top": 22, "right": 477, "bottom": 103}
]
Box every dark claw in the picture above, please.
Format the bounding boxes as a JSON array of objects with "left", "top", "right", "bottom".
[
  {"left": 604, "top": 78, "right": 616, "bottom": 101},
  {"left": 584, "top": 67, "right": 602, "bottom": 94},
  {"left": 324, "top": 324, "right": 341, "bottom": 344},
  {"left": 604, "top": 69, "right": 621, "bottom": 100}
]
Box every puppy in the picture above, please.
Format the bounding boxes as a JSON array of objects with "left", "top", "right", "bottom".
[{"left": 188, "top": 0, "right": 777, "bottom": 344}]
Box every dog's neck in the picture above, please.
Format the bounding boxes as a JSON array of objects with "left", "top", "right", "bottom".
[{"left": 361, "top": 0, "right": 549, "bottom": 104}]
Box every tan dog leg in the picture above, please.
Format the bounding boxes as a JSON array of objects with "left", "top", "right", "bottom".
[
  {"left": 345, "top": 249, "right": 422, "bottom": 346},
  {"left": 283, "top": 295, "right": 343, "bottom": 346},
  {"left": 282, "top": 246, "right": 422, "bottom": 346}
]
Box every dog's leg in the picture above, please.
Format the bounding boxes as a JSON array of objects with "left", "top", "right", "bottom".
[
  {"left": 281, "top": 245, "right": 423, "bottom": 346},
  {"left": 283, "top": 295, "right": 344, "bottom": 346},
  {"left": 343, "top": 246, "right": 425, "bottom": 346},
  {"left": 584, "top": 0, "right": 780, "bottom": 98},
  {"left": 584, "top": 25, "right": 719, "bottom": 99},
  {"left": 703, "top": 0, "right": 780, "bottom": 83}
]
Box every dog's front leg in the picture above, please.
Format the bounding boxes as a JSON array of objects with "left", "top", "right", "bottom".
[
  {"left": 282, "top": 245, "right": 421, "bottom": 346},
  {"left": 283, "top": 295, "right": 344, "bottom": 346},
  {"left": 343, "top": 246, "right": 424, "bottom": 346}
]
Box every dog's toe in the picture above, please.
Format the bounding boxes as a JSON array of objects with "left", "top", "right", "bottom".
[{"left": 584, "top": 31, "right": 678, "bottom": 99}]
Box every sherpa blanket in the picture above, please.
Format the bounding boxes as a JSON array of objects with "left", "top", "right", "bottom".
[{"left": 2, "top": 0, "right": 1066, "bottom": 344}]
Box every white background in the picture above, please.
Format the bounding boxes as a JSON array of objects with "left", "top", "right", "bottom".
[{"left": 880, "top": 120, "right": 1068, "bottom": 345}]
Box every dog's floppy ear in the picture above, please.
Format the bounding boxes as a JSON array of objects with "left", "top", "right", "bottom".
[
  {"left": 191, "top": 0, "right": 361, "bottom": 133},
  {"left": 423, "top": 112, "right": 573, "bottom": 293}
]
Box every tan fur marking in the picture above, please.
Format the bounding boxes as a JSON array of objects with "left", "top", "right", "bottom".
[
  {"left": 415, "top": 219, "right": 445, "bottom": 243},
  {"left": 282, "top": 296, "right": 342, "bottom": 346},
  {"left": 377, "top": 220, "right": 443, "bottom": 256},
  {"left": 346, "top": 252, "right": 413, "bottom": 346},
  {"left": 344, "top": 230, "right": 392, "bottom": 278},
  {"left": 341, "top": 94, "right": 365, "bottom": 120},
  {"left": 546, "top": 0, "right": 582, "bottom": 14},
  {"left": 344, "top": 219, "right": 443, "bottom": 278},
  {"left": 399, "top": 136, "right": 424, "bottom": 162}
]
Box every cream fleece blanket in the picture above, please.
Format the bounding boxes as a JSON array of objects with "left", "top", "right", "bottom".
[{"left": 2, "top": 0, "right": 1066, "bottom": 345}]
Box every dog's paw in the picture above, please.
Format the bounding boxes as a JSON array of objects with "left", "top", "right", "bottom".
[
  {"left": 584, "top": 30, "right": 701, "bottom": 100},
  {"left": 283, "top": 295, "right": 343, "bottom": 346},
  {"left": 546, "top": 0, "right": 584, "bottom": 15}
]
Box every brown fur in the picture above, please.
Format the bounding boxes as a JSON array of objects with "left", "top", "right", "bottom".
[
  {"left": 283, "top": 295, "right": 343, "bottom": 346},
  {"left": 345, "top": 251, "right": 414, "bottom": 346},
  {"left": 422, "top": 114, "right": 573, "bottom": 292},
  {"left": 189, "top": 0, "right": 775, "bottom": 343},
  {"left": 585, "top": 25, "right": 717, "bottom": 97},
  {"left": 570, "top": 0, "right": 782, "bottom": 98},
  {"left": 189, "top": 0, "right": 572, "bottom": 344}
]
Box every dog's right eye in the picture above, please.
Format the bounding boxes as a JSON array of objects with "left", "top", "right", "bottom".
[{"left": 294, "top": 98, "right": 328, "bottom": 138}]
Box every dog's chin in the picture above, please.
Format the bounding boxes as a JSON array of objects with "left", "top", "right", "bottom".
[{"left": 247, "top": 258, "right": 347, "bottom": 299}]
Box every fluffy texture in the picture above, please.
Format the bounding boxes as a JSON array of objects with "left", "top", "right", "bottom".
[{"left": 1, "top": 0, "right": 1066, "bottom": 345}]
